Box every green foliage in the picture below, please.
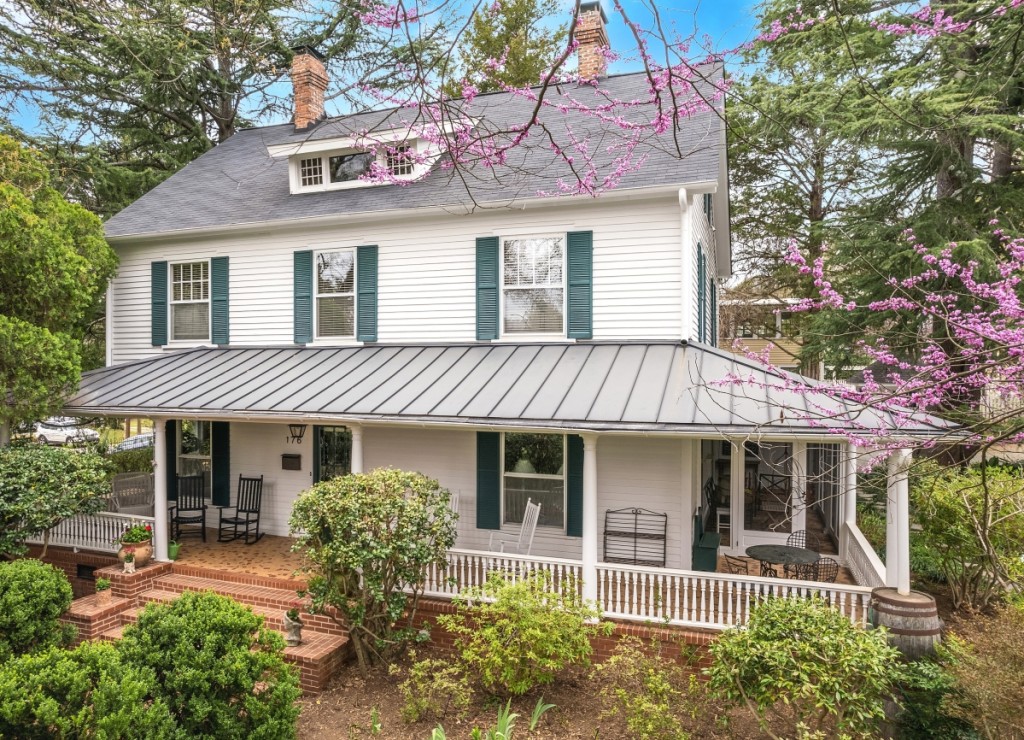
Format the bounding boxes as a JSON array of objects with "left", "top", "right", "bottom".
[
  {"left": 0, "top": 445, "right": 109, "bottom": 557},
  {"left": 594, "top": 637, "right": 695, "bottom": 740},
  {"left": 896, "top": 657, "right": 978, "bottom": 740},
  {"left": 941, "top": 605, "right": 1024, "bottom": 739},
  {"left": 0, "top": 641, "right": 175, "bottom": 739},
  {"left": 432, "top": 698, "right": 555, "bottom": 740},
  {"left": 107, "top": 446, "right": 154, "bottom": 475},
  {"left": 0, "top": 135, "right": 116, "bottom": 431},
  {"left": 912, "top": 465, "right": 1024, "bottom": 610},
  {"left": 445, "top": 0, "right": 566, "bottom": 96},
  {"left": 94, "top": 578, "right": 110, "bottom": 592},
  {"left": 396, "top": 652, "right": 473, "bottom": 723},
  {"left": 0, "top": 559, "right": 75, "bottom": 663},
  {"left": 290, "top": 468, "right": 457, "bottom": 671},
  {"left": 117, "top": 590, "right": 300, "bottom": 739},
  {"left": 439, "top": 571, "right": 608, "bottom": 697},
  {"left": 706, "top": 596, "right": 903, "bottom": 740}
]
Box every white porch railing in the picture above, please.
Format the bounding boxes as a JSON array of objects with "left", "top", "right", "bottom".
[
  {"left": 844, "top": 521, "right": 886, "bottom": 589},
  {"left": 422, "top": 548, "right": 873, "bottom": 629},
  {"left": 25, "top": 511, "right": 155, "bottom": 554}
]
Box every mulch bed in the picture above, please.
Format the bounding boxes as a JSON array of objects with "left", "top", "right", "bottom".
[{"left": 298, "top": 643, "right": 769, "bottom": 739}]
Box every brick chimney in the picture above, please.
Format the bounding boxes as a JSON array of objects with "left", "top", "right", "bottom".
[
  {"left": 575, "top": 2, "right": 609, "bottom": 81},
  {"left": 290, "top": 45, "right": 329, "bottom": 130}
]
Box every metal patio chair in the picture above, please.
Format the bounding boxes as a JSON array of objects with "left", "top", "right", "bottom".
[
  {"left": 722, "top": 554, "right": 750, "bottom": 576},
  {"left": 783, "top": 530, "right": 822, "bottom": 577},
  {"left": 813, "top": 556, "right": 840, "bottom": 583},
  {"left": 217, "top": 474, "right": 265, "bottom": 545},
  {"left": 171, "top": 474, "right": 207, "bottom": 542}
]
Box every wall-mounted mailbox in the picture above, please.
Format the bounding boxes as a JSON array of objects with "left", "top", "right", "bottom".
[{"left": 281, "top": 453, "right": 302, "bottom": 471}]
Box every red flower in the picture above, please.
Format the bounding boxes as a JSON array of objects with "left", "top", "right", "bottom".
[{"left": 145, "top": 525, "right": 152, "bottom": 531}]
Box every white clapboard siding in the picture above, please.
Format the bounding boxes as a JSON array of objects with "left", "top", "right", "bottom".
[
  {"left": 231, "top": 423, "right": 690, "bottom": 566},
  {"left": 109, "top": 196, "right": 684, "bottom": 364}
]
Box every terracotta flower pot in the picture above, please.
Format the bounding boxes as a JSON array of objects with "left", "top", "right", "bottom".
[
  {"left": 97, "top": 589, "right": 112, "bottom": 605},
  {"left": 118, "top": 539, "right": 152, "bottom": 568}
]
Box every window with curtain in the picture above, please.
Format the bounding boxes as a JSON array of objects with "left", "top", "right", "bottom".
[
  {"left": 503, "top": 432, "right": 565, "bottom": 528},
  {"left": 170, "top": 261, "right": 209, "bottom": 341},
  {"left": 316, "top": 249, "right": 356, "bottom": 338},
  {"left": 502, "top": 236, "right": 564, "bottom": 334}
]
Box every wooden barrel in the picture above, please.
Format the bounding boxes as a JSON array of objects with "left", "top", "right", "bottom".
[{"left": 870, "top": 587, "right": 941, "bottom": 660}]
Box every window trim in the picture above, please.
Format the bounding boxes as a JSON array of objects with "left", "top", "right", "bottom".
[
  {"left": 500, "top": 432, "right": 567, "bottom": 531},
  {"left": 289, "top": 144, "right": 419, "bottom": 193},
  {"left": 499, "top": 233, "right": 568, "bottom": 339},
  {"left": 313, "top": 247, "right": 358, "bottom": 341},
  {"left": 168, "top": 259, "right": 211, "bottom": 343}
]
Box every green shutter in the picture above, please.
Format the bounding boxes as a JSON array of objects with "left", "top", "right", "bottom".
[
  {"left": 710, "top": 281, "right": 718, "bottom": 347},
  {"left": 294, "top": 250, "right": 313, "bottom": 344},
  {"left": 697, "top": 247, "right": 706, "bottom": 343},
  {"left": 151, "top": 261, "right": 168, "bottom": 346},
  {"left": 566, "top": 435, "right": 584, "bottom": 537},
  {"left": 566, "top": 231, "right": 593, "bottom": 339},
  {"left": 476, "top": 431, "right": 501, "bottom": 529},
  {"left": 312, "top": 425, "right": 322, "bottom": 483},
  {"left": 211, "top": 256, "right": 229, "bottom": 345},
  {"left": 357, "top": 245, "right": 378, "bottom": 342},
  {"left": 476, "top": 237, "right": 499, "bottom": 340},
  {"left": 211, "top": 421, "right": 230, "bottom": 507},
  {"left": 165, "top": 419, "right": 177, "bottom": 502}
]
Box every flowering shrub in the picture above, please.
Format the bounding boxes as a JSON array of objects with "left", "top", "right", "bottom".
[{"left": 119, "top": 523, "right": 151, "bottom": 543}]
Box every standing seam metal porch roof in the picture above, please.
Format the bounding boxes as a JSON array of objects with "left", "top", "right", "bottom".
[{"left": 64, "top": 342, "right": 954, "bottom": 436}]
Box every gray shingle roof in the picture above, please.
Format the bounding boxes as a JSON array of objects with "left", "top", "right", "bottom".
[
  {"left": 104, "top": 71, "right": 725, "bottom": 238},
  {"left": 64, "top": 341, "right": 954, "bottom": 436}
]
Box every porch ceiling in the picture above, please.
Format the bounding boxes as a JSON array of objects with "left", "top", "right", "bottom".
[{"left": 64, "top": 341, "right": 955, "bottom": 436}]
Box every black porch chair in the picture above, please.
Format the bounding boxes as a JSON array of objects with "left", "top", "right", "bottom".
[
  {"left": 783, "top": 530, "right": 823, "bottom": 577},
  {"left": 171, "top": 474, "right": 207, "bottom": 542},
  {"left": 218, "top": 474, "right": 264, "bottom": 545}
]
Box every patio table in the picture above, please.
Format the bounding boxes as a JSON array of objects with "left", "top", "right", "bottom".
[{"left": 745, "top": 544, "right": 818, "bottom": 578}]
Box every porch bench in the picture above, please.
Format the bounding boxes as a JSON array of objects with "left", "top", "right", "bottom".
[{"left": 691, "top": 512, "right": 721, "bottom": 572}]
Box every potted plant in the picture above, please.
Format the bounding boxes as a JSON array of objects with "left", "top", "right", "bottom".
[
  {"left": 96, "top": 578, "right": 112, "bottom": 605},
  {"left": 168, "top": 540, "right": 180, "bottom": 561},
  {"left": 117, "top": 523, "right": 153, "bottom": 567},
  {"left": 283, "top": 604, "right": 303, "bottom": 646},
  {"left": 123, "top": 550, "right": 135, "bottom": 574}
]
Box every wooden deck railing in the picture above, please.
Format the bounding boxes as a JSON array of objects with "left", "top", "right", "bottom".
[
  {"left": 25, "top": 511, "right": 155, "bottom": 554},
  {"left": 844, "top": 521, "right": 886, "bottom": 589}
]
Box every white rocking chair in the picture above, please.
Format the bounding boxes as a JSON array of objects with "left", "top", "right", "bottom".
[{"left": 488, "top": 498, "right": 541, "bottom": 556}]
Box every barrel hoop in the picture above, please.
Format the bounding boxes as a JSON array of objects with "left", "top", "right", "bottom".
[{"left": 883, "top": 625, "right": 942, "bottom": 637}]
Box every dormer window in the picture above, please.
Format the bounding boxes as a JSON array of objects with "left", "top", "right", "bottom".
[
  {"left": 289, "top": 145, "right": 418, "bottom": 193},
  {"left": 300, "top": 157, "right": 324, "bottom": 187},
  {"left": 329, "top": 151, "right": 375, "bottom": 182},
  {"left": 387, "top": 146, "right": 414, "bottom": 176}
]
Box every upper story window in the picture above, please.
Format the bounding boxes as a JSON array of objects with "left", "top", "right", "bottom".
[
  {"left": 170, "top": 261, "right": 209, "bottom": 341},
  {"left": 703, "top": 193, "right": 714, "bottom": 227},
  {"left": 502, "top": 235, "right": 564, "bottom": 335},
  {"left": 503, "top": 432, "right": 565, "bottom": 528},
  {"left": 316, "top": 249, "right": 356, "bottom": 338},
  {"left": 291, "top": 145, "right": 416, "bottom": 193}
]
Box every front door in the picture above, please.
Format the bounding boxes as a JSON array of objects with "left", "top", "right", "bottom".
[{"left": 313, "top": 425, "right": 352, "bottom": 482}]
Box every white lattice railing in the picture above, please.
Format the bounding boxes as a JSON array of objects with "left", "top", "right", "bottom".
[
  {"left": 422, "top": 548, "right": 583, "bottom": 599},
  {"left": 844, "top": 521, "right": 886, "bottom": 589},
  {"left": 421, "top": 548, "right": 873, "bottom": 629},
  {"left": 25, "top": 511, "right": 155, "bottom": 554}
]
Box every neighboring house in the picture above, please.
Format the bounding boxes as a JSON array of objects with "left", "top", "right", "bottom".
[
  {"left": 57, "top": 3, "right": 947, "bottom": 628},
  {"left": 719, "top": 294, "right": 825, "bottom": 379}
]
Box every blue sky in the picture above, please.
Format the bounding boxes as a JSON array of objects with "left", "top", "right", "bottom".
[{"left": 11, "top": 1, "right": 760, "bottom": 134}]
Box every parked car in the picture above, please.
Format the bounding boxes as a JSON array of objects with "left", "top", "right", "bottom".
[
  {"left": 34, "top": 417, "right": 100, "bottom": 446},
  {"left": 109, "top": 432, "right": 154, "bottom": 453}
]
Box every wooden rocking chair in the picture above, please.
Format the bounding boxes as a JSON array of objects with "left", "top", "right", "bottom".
[{"left": 217, "top": 474, "right": 264, "bottom": 544}]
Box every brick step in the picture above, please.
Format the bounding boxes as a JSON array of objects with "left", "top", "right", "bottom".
[
  {"left": 147, "top": 575, "right": 346, "bottom": 637},
  {"left": 97, "top": 621, "right": 349, "bottom": 695}
]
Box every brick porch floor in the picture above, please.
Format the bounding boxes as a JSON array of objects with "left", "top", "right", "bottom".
[{"left": 173, "top": 529, "right": 308, "bottom": 582}]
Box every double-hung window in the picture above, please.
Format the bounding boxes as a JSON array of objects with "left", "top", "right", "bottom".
[
  {"left": 316, "top": 249, "right": 356, "bottom": 338},
  {"left": 502, "top": 236, "right": 564, "bottom": 335},
  {"left": 503, "top": 432, "right": 565, "bottom": 528},
  {"left": 170, "top": 261, "right": 210, "bottom": 341}
]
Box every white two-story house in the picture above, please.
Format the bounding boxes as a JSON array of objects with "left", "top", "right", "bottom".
[{"left": 63, "top": 4, "right": 946, "bottom": 627}]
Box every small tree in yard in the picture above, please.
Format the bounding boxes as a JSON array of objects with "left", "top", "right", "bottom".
[
  {"left": 0, "top": 444, "right": 110, "bottom": 558},
  {"left": 706, "top": 597, "right": 904, "bottom": 740},
  {"left": 290, "top": 468, "right": 457, "bottom": 673}
]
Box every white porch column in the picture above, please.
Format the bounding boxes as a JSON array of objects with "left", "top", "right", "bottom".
[
  {"left": 729, "top": 439, "right": 744, "bottom": 551},
  {"left": 885, "top": 447, "right": 912, "bottom": 594},
  {"left": 349, "top": 423, "right": 364, "bottom": 474},
  {"left": 581, "top": 433, "right": 599, "bottom": 604},
  {"left": 152, "top": 417, "right": 170, "bottom": 562},
  {"left": 791, "top": 441, "right": 808, "bottom": 534},
  {"left": 840, "top": 444, "right": 858, "bottom": 561}
]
